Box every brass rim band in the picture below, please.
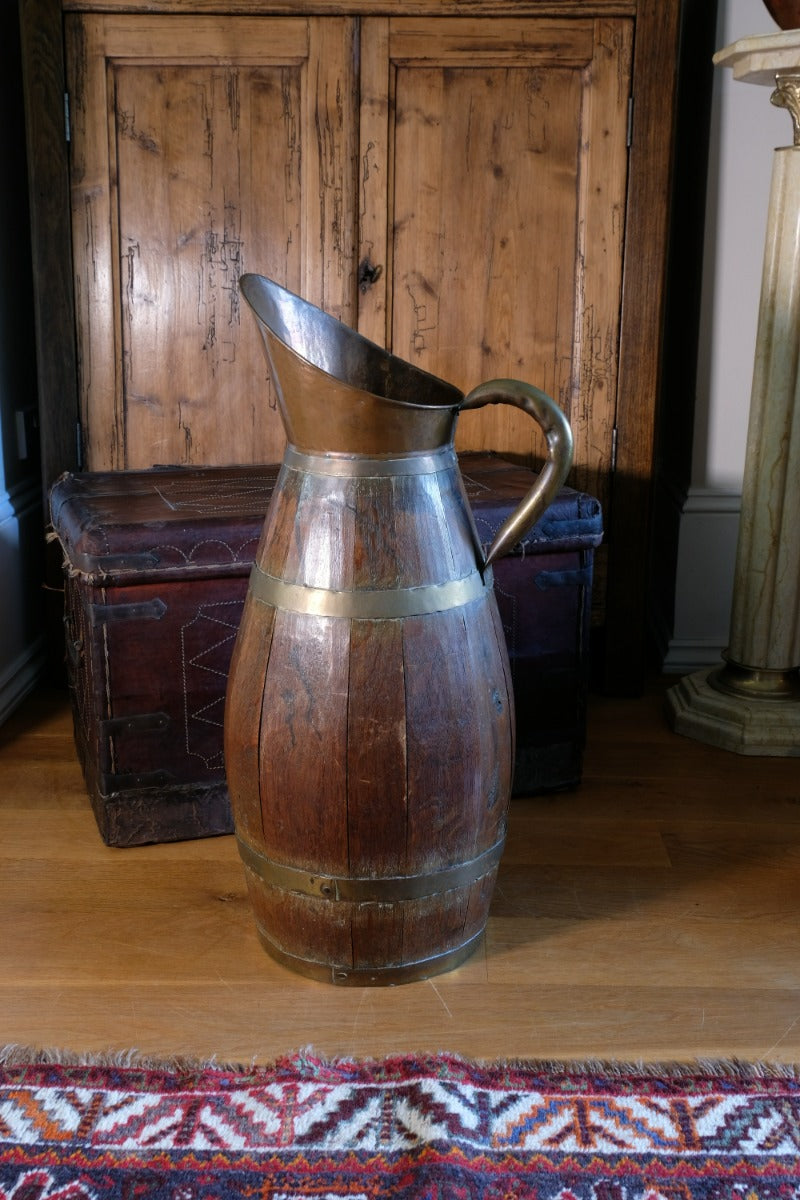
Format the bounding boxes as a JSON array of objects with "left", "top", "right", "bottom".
[
  {"left": 254, "top": 924, "right": 485, "bottom": 986},
  {"left": 236, "top": 833, "right": 506, "bottom": 902},
  {"left": 249, "top": 563, "right": 491, "bottom": 620},
  {"left": 283, "top": 444, "right": 457, "bottom": 478}
]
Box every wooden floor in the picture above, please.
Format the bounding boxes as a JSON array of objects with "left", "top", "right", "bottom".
[{"left": 2, "top": 678, "right": 800, "bottom": 1066}]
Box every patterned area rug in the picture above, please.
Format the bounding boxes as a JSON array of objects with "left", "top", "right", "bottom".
[{"left": 1, "top": 1048, "right": 799, "bottom": 1199}]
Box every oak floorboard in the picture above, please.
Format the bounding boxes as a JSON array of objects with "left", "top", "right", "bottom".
[
  {"left": 2, "top": 681, "right": 800, "bottom": 1065},
  {"left": 1, "top": 983, "right": 800, "bottom": 1064}
]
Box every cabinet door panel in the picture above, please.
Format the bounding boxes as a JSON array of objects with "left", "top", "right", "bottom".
[
  {"left": 66, "top": 15, "right": 358, "bottom": 470},
  {"left": 361, "top": 17, "right": 631, "bottom": 541}
]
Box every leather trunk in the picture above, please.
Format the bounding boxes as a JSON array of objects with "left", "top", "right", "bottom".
[{"left": 49, "top": 453, "right": 602, "bottom": 846}]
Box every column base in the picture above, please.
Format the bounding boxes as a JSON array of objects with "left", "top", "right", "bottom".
[{"left": 666, "top": 668, "right": 800, "bottom": 756}]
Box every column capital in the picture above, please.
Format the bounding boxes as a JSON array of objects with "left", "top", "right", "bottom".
[
  {"left": 714, "top": 30, "right": 800, "bottom": 84},
  {"left": 715, "top": 31, "right": 800, "bottom": 144},
  {"left": 772, "top": 73, "right": 800, "bottom": 144}
]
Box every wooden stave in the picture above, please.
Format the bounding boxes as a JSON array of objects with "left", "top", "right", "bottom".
[{"left": 224, "top": 452, "right": 514, "bottom": 982}]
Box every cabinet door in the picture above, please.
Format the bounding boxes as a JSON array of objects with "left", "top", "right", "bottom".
[
  {"left": 66, "top": 14, "right": 358, "bottom": 470},
  {"left": 359, "top": 17, "right": 631, "bottom": 581}
]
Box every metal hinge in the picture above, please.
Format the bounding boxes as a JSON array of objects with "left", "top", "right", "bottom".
[
  {"left": 611, "top": 426, "right": 618, "bottom": 472},
  {"left": 64, "top": 92, "right": 71, "bottom": 143},
  {"left": 627, "top": 97, "right": 634, "bottom": 148}
]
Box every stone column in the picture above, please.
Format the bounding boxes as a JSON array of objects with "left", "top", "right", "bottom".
[{"left": 667, "top": 31, "right": 800, "bottom": 755}]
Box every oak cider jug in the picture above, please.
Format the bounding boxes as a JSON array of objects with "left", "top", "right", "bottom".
[{"left": 224, "top": 274, "right": 573, "bottom": 985}]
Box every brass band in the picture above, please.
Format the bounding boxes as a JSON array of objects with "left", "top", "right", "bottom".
[
  {"left": 709, "top": 656, "right": 800, "bottom": 701},
  {"left": 254, "top": 923, "right": 485, "bottom": 986},
  {"left": 283, "top": 444, "right": 457, "bottom": 478},
  {"left": 249, "top": 562, "right": 491, "bottom": 620},
  {"left": 236, "top": 832, "right": 506, "bottom": 903}
]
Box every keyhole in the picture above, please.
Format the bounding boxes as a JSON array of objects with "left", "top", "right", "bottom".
[{"left": 358, "top": 258, "right": 383, "bottom": 293}]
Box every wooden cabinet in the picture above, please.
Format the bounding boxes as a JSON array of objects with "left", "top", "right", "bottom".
[
  {"left": 66, "top": 14, "right": 359, "bottom": 469},
  {"left": 66, "top": 10, "right": 629, "bottom": 506},
  {"left": 21, "top": 0, "right": 686, "bottom": 693},
  {"left": 358, "top": 17, "right": 630, "bottom": 519}
]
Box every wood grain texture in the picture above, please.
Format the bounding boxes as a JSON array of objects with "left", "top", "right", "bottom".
[
  {"left": 66, "top": 13, "right": 358, "bottom": 470},
  {"left": 223, "top": 597, "right": 275, "bottom": 847},
  {"left": 224, "top": 459, "right": 514, "bottom": 979},
  {"left": 357, "top": 17, "right": 391, "bottom": 346},
  {"left": 345, "top": 619, "right": 408, "bottom": 876},
  {"left": 25, "top": 0, "right": 687, "bottom": 694},
  {"left": 384, "top": 16, "right": 630, "bottom": 601},
  {"left": 62, "top": 1, "right": 638, "bottom": 13},
  {"left": 4, "top": 679, "right": 800, "bottom": 1062},
  {"left": 62, "top": 9, "right": 631, "bottom": 583},
  {"left": 255, "top": 608, "right": 351, "bottom": 873}
]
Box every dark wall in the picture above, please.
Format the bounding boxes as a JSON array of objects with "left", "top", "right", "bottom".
[
  {"left": 649, "top": 0, "right": 720, "bottom": 662},
  {"left": 1, "top": 1, "right": 40, "bottom": 494},
  {"left": 0, "top": 1, "right": 51, "bottom": 718}
]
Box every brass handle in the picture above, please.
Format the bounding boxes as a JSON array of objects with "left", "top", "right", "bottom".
[{"left": 460, "top": 378, "right": 573, "bottom": 567}]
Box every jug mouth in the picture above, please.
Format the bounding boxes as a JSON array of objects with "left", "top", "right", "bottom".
[{"left": 239, "top": 274, "right": 462, "bottom": 410}]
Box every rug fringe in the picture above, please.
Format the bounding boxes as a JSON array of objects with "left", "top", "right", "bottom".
[
  {"left": 501, "top": 1054, "right": 800, "bottom": 1081},
  {"left": 1, "top": 1043, "right": 799, "bottom": 1080},
  {"left": 0, "top": 1044, "right": 250, "bottom": 1072}
]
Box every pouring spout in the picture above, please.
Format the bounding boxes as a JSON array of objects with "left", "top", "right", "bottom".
[
  {"left": 239, "top": 274, "right": 464, "bottom": 456},
  {"left": 239, "top": 274, "right": 460, "bottom": 406}
]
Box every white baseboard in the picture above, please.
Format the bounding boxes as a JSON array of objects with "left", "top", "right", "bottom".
[
  {"left": 0, "top": 474, "right": 43, "bottom": 525},
  {"left": 662, "top": 639, "right": 726, "bottom": 674},
  {"left": 664, "top": 485, "right": 741, "bottom": 673}
]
